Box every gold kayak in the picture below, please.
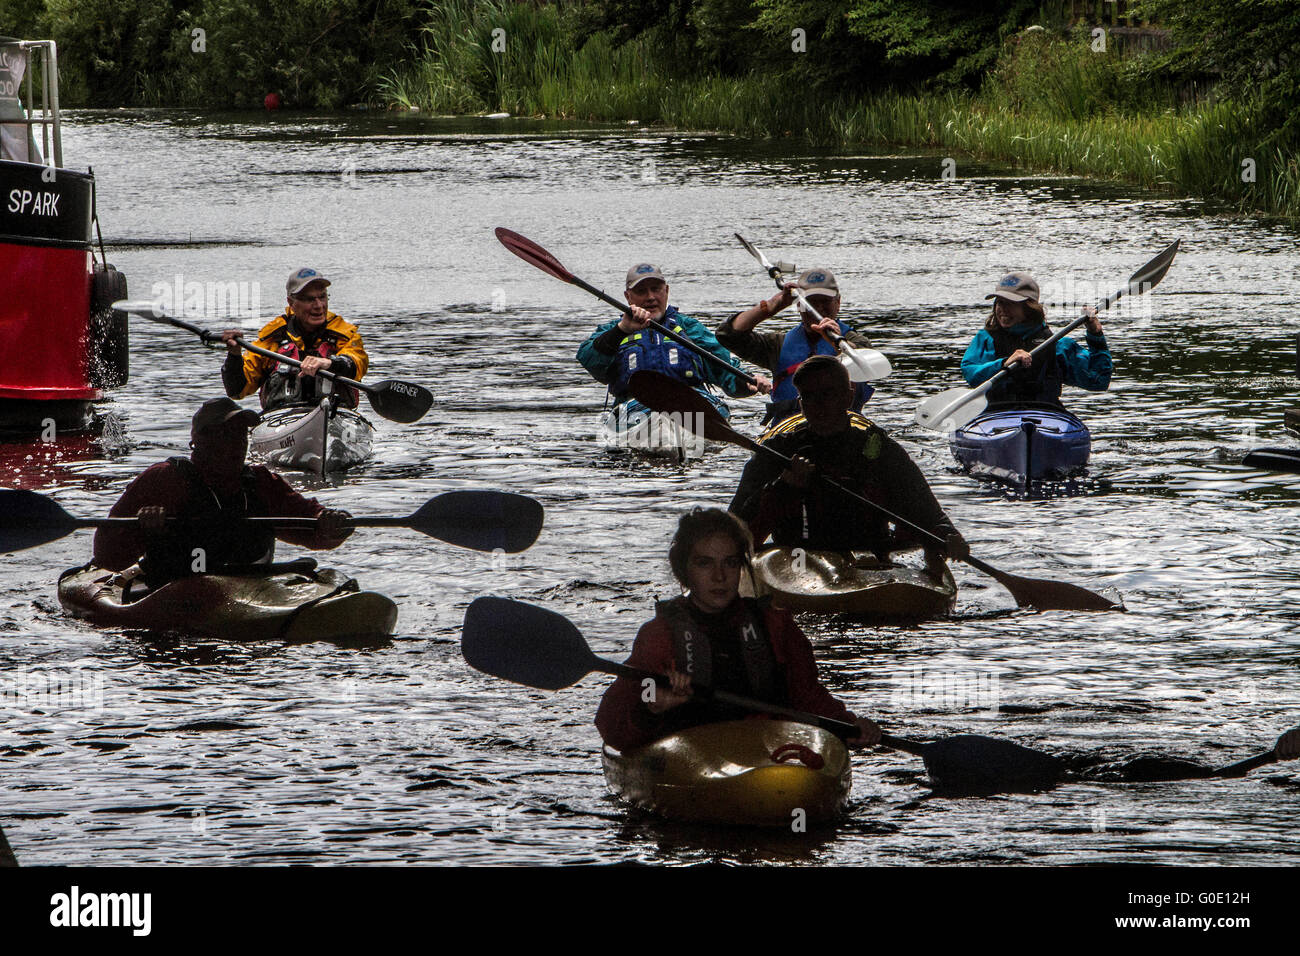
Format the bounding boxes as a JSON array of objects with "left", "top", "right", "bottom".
[
  {"left": 602, "top": 719, "right": 851, "bottom": 827},
  {"left": 747, "top": 547, "right": 956, "bottom": 619},
  {"left": 57, "top": 561, "right": 397, "bottom": 642}
]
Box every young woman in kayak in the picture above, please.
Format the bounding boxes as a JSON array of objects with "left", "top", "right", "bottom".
[
  {"left": 961, "top": 272, "right": 1111, "bottom": 406},
  {"left": 594, "top": 508, "right": 881, "bottom": 753}
]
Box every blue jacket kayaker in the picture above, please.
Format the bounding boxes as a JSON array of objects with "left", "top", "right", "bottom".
[
  {"left": 576, "top": 262, "right": 770, "bottom": 418},
  {"left": 716, "top": 267, "right": 874, "bottom": 425},
  {"left": 961, "top": 271, "right": 1111, "bottom": 407}
]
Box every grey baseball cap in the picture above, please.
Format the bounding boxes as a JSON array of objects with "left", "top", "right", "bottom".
[
  {"left": 796, "top": 268, "right": 840, "bottom": 299},
  {"left": 986, "top": 272, "right": 1040, "bottom": 303},
  {"left": 286, "top": 267, "right": 331, "bottom": 296},
  {"left": 625, "top": 263, "right": 666, "bottom": 290}
]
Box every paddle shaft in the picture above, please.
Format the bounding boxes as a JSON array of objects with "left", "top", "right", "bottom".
[
  {"left": 159, "top": 311, "right": 383, "bottom": 398},
  {"left": 565, "top": 274, "right": 759, "bottom": 389},
  {"left": 590, "top": 654, "right": 923, "bottom": 753},
  {"left": 1210, "top": 750, "right": 1278, "bottom": 778},
  {"left": 737, "top": 233, "right": 865, "bottom": 363},
  {"left": 47, "top": 515, "right": 422, "bottom": 531}
]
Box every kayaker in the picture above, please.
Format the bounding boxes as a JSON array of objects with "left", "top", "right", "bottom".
[
  {"left": 716, "top": 268, "right": 873, "bottom": 425},
  {"left": 962, "top": 272, "right": 1111, "bottom": 407},
  {"left": 595, "top": 507, "right": 881, "bottom": 753},
  {"left": 576, "top": 263, "right": 771, "bottom": 420},
  {"left": 730, "top": 355, "right": 966, "bottom": 579},
  {"left": 220, "top": 267, "right": 370, "bottom": 412},
  {"left": 93, "top": 397, "right": 354, "bottom": 584}
]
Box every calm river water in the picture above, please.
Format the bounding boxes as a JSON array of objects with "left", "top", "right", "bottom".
[{"left": 2, "top": 111, "right": 1299, "bottom": 865}]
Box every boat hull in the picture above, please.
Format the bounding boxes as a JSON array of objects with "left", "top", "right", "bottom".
[
  {"left": 599, "top": 400, "right": 705, "bottom": 461},
  {"left": 57, "top": 562, "right": 397, "bottom": 642},
  {"left": 747, "top": 547, "right": 956, "bottom": 619},
  {"left": 602, "top": 719, "right": 851, "bottom": 827},
  {"left": 250, "top": 403, "right": 374, "bottom": 475},
  {"left": 951, "top": 405, "right": 1090, "bottom": 483}
]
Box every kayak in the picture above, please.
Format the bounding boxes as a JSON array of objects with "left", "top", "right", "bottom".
[
  {"left": 57, "top": 560, "right": 398, "bottom": 642},
  {"left": 599, "top": 398, "right": 706, "bottom": 462},
  {"left": 250, "top": 402, "right": 374, "bottom": 476},
  {"left": 950, "top": 404, "right": 1090, "bottom": 484},
  {"left": 601, "top": 719, "right": 851, "bottom": 826},
  {"left": 747, "top": 547, "right": 956, "bottom": 619}
]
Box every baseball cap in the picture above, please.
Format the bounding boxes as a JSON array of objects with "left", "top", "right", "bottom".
[
  {"left": 191, "top": 397, "right": 259, "bottom": 439},
  {"left": 286, "top": 267, "right": 331, "bottom": 296},
  {"left": 625, "top": 263, "right": 666, "bottom": 290},
  {"left": 796, "top": 268, "right": 839, "bottom": 300},
  {"left": 986, "top": 272, "right": 1040, "bottom": 303}
]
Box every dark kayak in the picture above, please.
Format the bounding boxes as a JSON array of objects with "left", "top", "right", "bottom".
[{"left": 951, "top": 404, "right": 1090, "bottom": 484}]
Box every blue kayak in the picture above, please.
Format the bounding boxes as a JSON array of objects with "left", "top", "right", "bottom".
[{"left": 951, "top": 404, "right": 1091, "bottom": 484}]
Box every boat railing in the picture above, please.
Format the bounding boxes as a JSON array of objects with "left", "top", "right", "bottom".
[{"left": 0, "top": 38, "right": 61, "bottom": 168}]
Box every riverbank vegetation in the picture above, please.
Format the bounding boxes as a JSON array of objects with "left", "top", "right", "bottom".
[{"left": 10, "top": 0, "right": 1298, "bottom": 218}]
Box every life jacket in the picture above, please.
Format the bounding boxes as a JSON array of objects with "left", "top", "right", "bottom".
[
  {"left": 656, "top": 595, "right": 778, "bottom": 702},
  {"left": 138, "top": 458, "right": 276, "bottom": 582},
  {"left": 988, "top": 321, "right": 1062, "bottom": 405},
  {"left": 770, "top": 324, "right": 873, "bottom": 411},
  {"left": 259, "top": 316, "right": 359, "bottom": 410},
  {"left": 610, "top": 307, "right": 707, "bottom": 398}
]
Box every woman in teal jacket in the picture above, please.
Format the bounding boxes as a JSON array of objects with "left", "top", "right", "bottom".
[{"left": 961, "top": 271, "right": 1111, "bottom": 407}]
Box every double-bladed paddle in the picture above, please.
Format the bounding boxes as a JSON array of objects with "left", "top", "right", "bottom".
[
  {"left": 461, "top": 596, "right": 1063, "bottom": 793},
  {"left": 628, "top": 370, "right": 1120, "bottom": 612},
  {"left": 0, "top": 489, "right": 544, "bottom": 553},
  {"left": 112, "top": 301, "right": 434, "bottom": 424},
  {"left": 493, "top": 227, "right": 760, "bottom": 390},
  {"left": 914, "top": 240, "right": 1181, "bottom": 431},
  {"left": 733, "top": 232, "right": 892, "bottom": 383},
  {"left": 1242, "top": 447, "right": 1300, "bottom": 474}
]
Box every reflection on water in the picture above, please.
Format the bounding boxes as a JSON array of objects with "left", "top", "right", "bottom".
[{"left": 1, "top": 111, "right": 1299, "bottom": 865}]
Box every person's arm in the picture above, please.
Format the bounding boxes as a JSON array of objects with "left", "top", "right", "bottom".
[
  {"left": 222, "top": 352, "right": 248, "bottom": 398},
  {"left": 875, "top": 435, "right": 963, "bottom": 562},
  {"left": 92, "top": 464, "right": 188, "bottom": 571},
  {"left": 575, "top": 319, "right": 625, "bottom": 384},
  {"left": 960, "top": 330, "right": 1003, "bottom": 386},
  {"left": 1057, "top": 331, "right": 1112, "bottom": 391},
  {"left": 251, "top": 468, "right": 352, "bottom": 549},
  {"left": 772, "top": 609, "right": 857, "bottom": 724},
  {"left": 841, "top": 324, "right": 871, "bottom": 349},
  {"left": 715, "top": 313, "right": 786, "bottom": 373},
  {"left": 729, "top": 449, "right": 801, "bottom": 546},
  {"left": 677, "top": 314, "right": 750, "bottom": 398},
  {"left": 594, "top": 620, "right": 677, "bottom": 752},
  {"left": 332, "top": 318, "right": 369, "bottom": 380}
]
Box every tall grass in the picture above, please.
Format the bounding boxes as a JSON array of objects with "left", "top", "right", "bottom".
[{"left": 381, "top": 5, "right": 1300, "bottom": 218}]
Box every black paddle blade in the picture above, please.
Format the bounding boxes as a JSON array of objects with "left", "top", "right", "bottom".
[
  {"left": 0, "top": 489, "right": 79, "bottom": 551},
  {"left": 921, "top": 734, "right": 1064, "bottom": 795},
  {"left": 410, "top": 491, "right": 544, "bottom": 552},
  {"left": 494, "top": 227, "right": 575, "bottom": 283},
  {"left": 626, "top": 371, "right": 755, "bottom": 448},
  {"left": 462, "top": 596, "right": 596, "bottom": 690},
  {"left": 1126, "top": 238, "right": 1180, "bottom": 295},
  {"left": 1243, "top": 447, "right": 1300, "bottom": 474},
  {"left": 365, "top": 379, "right": 433, "bottom": 424}
]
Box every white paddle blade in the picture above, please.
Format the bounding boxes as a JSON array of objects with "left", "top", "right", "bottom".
[
  {"left": 915, "top": 386, "right": 986, "bottom": 430},
  {"left": 840, "top": 347, "right": 891, "bottom": 382},
  {"left": 112, "top": 300, "right": 168, "bottom": 319}
]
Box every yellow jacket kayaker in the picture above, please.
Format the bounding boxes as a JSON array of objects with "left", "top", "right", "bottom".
[
  {"left": 220, "top": 267, "right": 369, "bottom": 411},
  {"left": 730, "top": 355, "right": 966, "bottom": 579},
  {"left": 595, "top": 508, "right": 881, "bottom": 753},
  {"left": 93, "top": 397, "right": 354, "bottom": 583}
]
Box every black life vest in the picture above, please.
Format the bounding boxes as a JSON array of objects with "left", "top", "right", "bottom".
[
  {"left": 259, "top": 317, "right": 359, "bottom": 410},
  {"left": 657, "top": 595, "right": 779, "bottom": 703},
  {"left": 138, "top": 458, "right": 276, "bottom": 581},
  {"left": 988, "top": 321, "right": 1062, "bottom": 405}
]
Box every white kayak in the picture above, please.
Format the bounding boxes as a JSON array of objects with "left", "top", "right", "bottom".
[
  {"left": 599, "top": 399, "right": 706, "bottom": 462},
  {"left": 250, "top": 402, "right": 374, "bottom": 476}
]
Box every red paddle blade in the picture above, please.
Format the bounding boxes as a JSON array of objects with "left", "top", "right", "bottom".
[
  {"left": 494, "top": 227, "right": 574, "bottom": 283},
  {"left": 626, "top": 371, "right": 755, "bottom": 448}
]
